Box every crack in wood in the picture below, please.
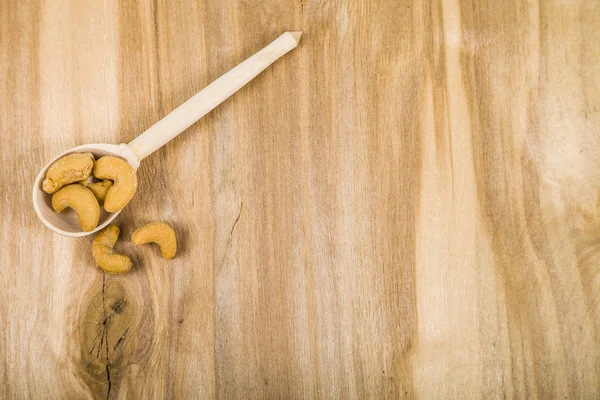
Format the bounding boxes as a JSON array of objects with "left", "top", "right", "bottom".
[
  {"left": 113, "top": 327, "right": 130, "bottom": 351},
  {"left": 85, "top": 277, "right": 131, "bottom": 398},
  {"left": 217, "top": 202, "right": 244, "bottom": 275},
  {"left": 102, "top": 273, "right": 112, "bottom": 400},
  {"left": 89, "top": 325, "right": 105, "bottom": 356}
]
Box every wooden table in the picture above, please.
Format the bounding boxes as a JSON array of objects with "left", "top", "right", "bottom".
[{"left": 1, "top": 0, "right": 599, "bottom": 398}]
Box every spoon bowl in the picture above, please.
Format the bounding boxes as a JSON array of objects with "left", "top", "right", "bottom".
[
  {"left": 31, "top": 31, "right": 302, "bottom": 236},
  {"left": 32, "top": 143, "right": 140, "bottom": 237}
]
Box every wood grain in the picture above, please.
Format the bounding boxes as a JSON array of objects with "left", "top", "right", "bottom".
[{"left": 1, "top": 0, "right": 599, "bottom": 398}]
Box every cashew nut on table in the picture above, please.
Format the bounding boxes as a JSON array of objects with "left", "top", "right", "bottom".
[
  {"left": 131, "top": 222, "right": 177, "bottom": 259},
  {"left": 92, "top": 225, "right": 132, "bottom": 274}
]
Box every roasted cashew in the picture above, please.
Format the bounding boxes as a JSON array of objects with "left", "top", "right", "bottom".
[
  {"left": 131, "top": 222, "right": 177, "bottom": 259},
  {"left": 93, "top": 156, "right": 138, "bottom": 213},
  {"left": 92, "top": 225, "right": 132, "bottom": 274},
  {"left": 51, "top": 184, "right": 100, "bottom": 231},
  {"left": 78, "top": 179, "right": 113, "bottom": 204},
  {"left": 43, "top": 152, "right": 95, "bottom": 194}
]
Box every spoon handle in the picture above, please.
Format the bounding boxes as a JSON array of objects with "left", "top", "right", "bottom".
[{"left": 127, "top": 31, "right": 302, "bottom": 161}]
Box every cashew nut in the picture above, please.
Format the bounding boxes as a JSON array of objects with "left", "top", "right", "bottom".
[
  {"left": 131, "top": 222, "right": 177, "bottom": 259},
  {"left": 51, "top": 184, "right": 100, "bottom": 231},
  {"left": 43, "top": 152, "right": 95, "bottom": 194},
  {"left": 93, "top": 156, "right": 138, "bottom": 213},
  {"left": 78, "top": 179, "right": 113, "bottom": 204},
  {"left": 92, "top": 225, "right": 132, "bottom": 274}
]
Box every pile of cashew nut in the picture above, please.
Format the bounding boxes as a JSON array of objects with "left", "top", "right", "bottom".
[
  {"left": 43, "top": 152, "right": 138, "bottom": 228},
  {"left": 43, "top": 153, "right": 177, "bottom": 273}
]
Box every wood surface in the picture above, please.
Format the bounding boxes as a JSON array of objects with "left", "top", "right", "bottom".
[{"left": 1, "top": 0, "right": 599, "bottom": 398}]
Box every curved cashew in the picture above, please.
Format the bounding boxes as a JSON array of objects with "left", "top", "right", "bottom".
[
  {"left": 43, "top": 152, "right": 95, "bottom": 194},
  {"left": 51, "top": 184, "right": 100, "bottom": 231},
  {"left": 93, "top": 156, "right": 138, "bottom": 213},
  {"left": 78, "top": 179, "right": 113, "bottom": 204},
  {"left": 131, "top": 222, "right": 177, "bottom": 259},
  {"left": 92, "top": 225, "right": 132, "bottom": 274}
]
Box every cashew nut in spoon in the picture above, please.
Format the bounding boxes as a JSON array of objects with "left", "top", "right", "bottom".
[
  {"left": 51, "top": 184, "right": 100, "bottom": 232},
  {"left": 32, "top": 32, "right": 302, "bottom": 236},
  {"left": 78, "top": 179, "right": 113, "bottom": 205},
  {"left": 93, "top": 156, "right": 137, "bottom": 212},
  {"left": 131, "top": 222, "right": 177, "bottom": 259},
  {"left": 92, "top": 225, "right": 132, "bottom": 274},
  {"left": 42, "top": 152, "right": 95, "bottom": 194}
]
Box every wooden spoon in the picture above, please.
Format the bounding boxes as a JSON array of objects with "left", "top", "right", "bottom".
[{"left": 32, "top": 31, "right": 302, "bottom": 237}]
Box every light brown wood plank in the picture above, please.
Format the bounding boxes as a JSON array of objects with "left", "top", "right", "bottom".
[{"left": 1, "top": 0, "right": 599, "bottom": 398}]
